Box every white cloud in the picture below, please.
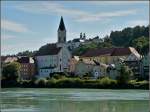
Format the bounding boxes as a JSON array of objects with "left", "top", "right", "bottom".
[
  {"left": 87, "top": 1, "right": 149, "bottom": 5},
  {"left": 14, "top": 2, "right": 138, "bottom": 22},
  {"left": 1, "top": 19, "right": 29, "bottom": 33},
  {"left": 128, "top": 20, "right": 149, "bottom": 27},
  {"left": 76, "top": 10, "right": 137, "bottom": 22}
]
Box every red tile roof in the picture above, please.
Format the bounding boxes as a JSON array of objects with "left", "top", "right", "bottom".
[
  {"left": 111, "top": 48, "right": 132, "bottom": 56},
  {"left": 82, "top": 48, "right": 114, "bottom": 57},
  {"left": 81, "top": 47, "right": 135, "bottom": 57}
]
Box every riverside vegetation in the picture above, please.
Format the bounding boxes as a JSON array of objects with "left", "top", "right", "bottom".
[{"left": 1, "top": 62, "right": 149, "bottom": 89}]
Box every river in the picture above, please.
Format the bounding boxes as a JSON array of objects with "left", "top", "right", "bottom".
[{"left": 1, "top": 88, "right": 149, "bottom": 112}]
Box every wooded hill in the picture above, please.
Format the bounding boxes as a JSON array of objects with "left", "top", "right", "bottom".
[{"left": 73, "top": 25, "right": 149, "bottom": 56}]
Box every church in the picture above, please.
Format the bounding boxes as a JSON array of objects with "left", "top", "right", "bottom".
[{"left": 35, "top": 17, "right": 71, "bottom": 78}]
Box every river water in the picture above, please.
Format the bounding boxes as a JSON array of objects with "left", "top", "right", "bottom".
[{"left": 0, "top": 88, "right": 149, "bottom": 112}]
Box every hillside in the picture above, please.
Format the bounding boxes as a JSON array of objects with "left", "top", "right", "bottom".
[{"left": 73, "top": 25, "right": 149, "bottom": 56}]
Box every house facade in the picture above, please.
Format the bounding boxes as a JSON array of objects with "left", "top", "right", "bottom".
[
  {"left": 140, "top": 55, "right": 149, "bottom": 79},
  {"left": 68, "top": 56, "right": 79, "bottom": 73},
  {"left": 17, "top": 57, "right": 35, "bottom": 80},
  {"left": 74, "top": 59, "right": 107, "bottom": 78}
]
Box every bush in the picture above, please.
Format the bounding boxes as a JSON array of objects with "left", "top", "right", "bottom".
[
  {"left": 35, "top": 78, "right": 47, "bottom": 87},
  {"left": 47, "top": 78, "right": 57, "bottom": 87},
  {"left": 20, "top": 80, "right": 34, "bottom": 87},
  {"left": 117, "top": 64, "right": 133, "bottom": 84},
  {"left": 100, "top": 77, "right": 117, "bottom": 85},
  {"left": 52, "top": 73, "right": 67, "bottom": 79}
]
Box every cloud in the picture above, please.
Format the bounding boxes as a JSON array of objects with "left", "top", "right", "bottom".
[
  {"left": 76, "top": 10, "right": 137, "bottom": 22},
  {"left": 128, "top": 20, "right": 149, "bottom": 27},
  {"left": 14, "top": 2, "right": 138, "bottom": 22},
  {"left": 87, "top": 1, "right": 149, "bottom": 5},
  {"left": 1, "top": 19, "right": 29, "bottom": 33}
]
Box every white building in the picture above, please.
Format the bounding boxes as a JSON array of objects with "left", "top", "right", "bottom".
[{"left": 36, "top": 17, "right": 71, "bottom": 78}]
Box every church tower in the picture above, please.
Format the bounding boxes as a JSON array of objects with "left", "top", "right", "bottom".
[{"left": 58, "top": 16, "right": 66, "bottom": 43}]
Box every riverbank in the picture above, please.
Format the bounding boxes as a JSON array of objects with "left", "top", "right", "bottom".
[{"left": 1, "top": 77, "right": 149, "bottom": 89}]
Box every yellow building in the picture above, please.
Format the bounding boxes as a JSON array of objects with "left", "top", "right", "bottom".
[{"left": 74, "top": 59, "right": 108, "bottom": 78}]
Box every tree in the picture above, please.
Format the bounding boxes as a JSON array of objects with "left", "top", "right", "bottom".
[
  {"left": 131, "top": 36, "right": 149, "bottom": 54},
  {"left": 117, "top": 64, "right": 133, "bottom": 84},
  {"left": 110, "top": 25, "right": 149, "bottom": 47},
  {"left": 17, "top": 50, "right": 36, "bottom": 56},
  {"left": 2, "top": 62, "right": 21, "bottom": 81}
]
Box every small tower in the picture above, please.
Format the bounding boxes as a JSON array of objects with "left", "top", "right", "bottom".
[{"left": 58, "top": 16, "right": 66, "bottom": 43}]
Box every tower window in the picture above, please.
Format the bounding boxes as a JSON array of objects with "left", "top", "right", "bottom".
[{"left": 60, "top": 65, "right": 61, "bottom": 71}]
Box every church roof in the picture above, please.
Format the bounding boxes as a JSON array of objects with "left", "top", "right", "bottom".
[
  {"left": 35, "top": 44, "right": 62, "bottom": 56},
  {"left": 58, "top": 16, "right": 66, "bottom": 31}
]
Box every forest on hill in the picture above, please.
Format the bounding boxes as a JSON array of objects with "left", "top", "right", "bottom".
[
  {"left": 7, "top": 25, "right": 149, "bottom": 57},
  {"left": 73, "top": 25, "right": 149, "bottom": 56}
]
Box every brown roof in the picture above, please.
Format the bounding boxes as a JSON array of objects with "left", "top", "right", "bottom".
[
  {"left": 111, "top": 48, "right": 132, "bottom": 56},
  {"left": 17, "top": 57, "right": 34, "bottom": 63},
  {"left": 35, "top": 44, "right": 62, "bottom": 56},
  {"left": 1, "top": 56, "right": 7, "bottom": 62},
  {"left": 82, "top": 47, "right": 134, "bottom": 57},
  {"left": 82, "top": 48, "right": 114, "bottom": 57}
]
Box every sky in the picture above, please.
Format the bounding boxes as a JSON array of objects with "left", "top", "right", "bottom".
[{"left": 1, "top": 1, "right": 149, "bottom": 55}]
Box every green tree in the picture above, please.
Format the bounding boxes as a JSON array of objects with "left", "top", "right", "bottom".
[
  {"left": 17, "top": 50, "right": 36, "bottom": 56},
  {"left": 2, "top": 62, "right": 21, "bottom": 81},
  {"left": 117, "top": 64, "right": 133, "bottom": 84},
  {"left": 131, "top": 36, "right": 149, "bottom": 54}
]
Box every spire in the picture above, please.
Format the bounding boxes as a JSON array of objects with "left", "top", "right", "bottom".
[{"left": 58, "top": 16, "right": 66, "bottom": 31}]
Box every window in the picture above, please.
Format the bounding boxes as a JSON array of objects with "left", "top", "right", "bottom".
[{"left": 60, "top": 65, "right": 61, "bottom": 71}]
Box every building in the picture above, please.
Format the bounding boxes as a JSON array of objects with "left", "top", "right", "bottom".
[
  {"left": 17, "top": 57, "right": 35, "bottom": 80},
  {"left": 74, "top": 59, "right": 107, "bottom": 79},
  {"left": 35, "top": 17, "right": 71, "bottom": 78},
  {"left": 67, "top": 38, "right": 83, "bottom": 50},
  {"left": 68, "top": 56, "right": 79, "bottom": 73},
  {"left": 81, "top": 47, "right": 141, "bottom": 79},
  {"left": 140, "top": 55, "right": 149, "bottom": 79},
  {"left": 81, "top": 47, "right": 141, "bottom": 64}
]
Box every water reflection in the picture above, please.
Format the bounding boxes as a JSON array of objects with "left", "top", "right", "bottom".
[
  {"left": 1, "top": 89, "right": 149, "bottom": 112},
  {"left": 38, "top": 100, "right": 148, "bottom": 112}
]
